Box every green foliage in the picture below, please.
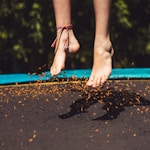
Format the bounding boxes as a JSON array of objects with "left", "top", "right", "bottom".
[
  {"left": 0, "top": 0, "right": 149, "bottom": 73},
  {"left": 111, "top": 0, "right": 150, "bottom": 67},
  {"left": 0, "top": 0, "right": 55, "bottom": 73},
  {"left": 114, "top": 0, "right": 132, "bottom": 29}
]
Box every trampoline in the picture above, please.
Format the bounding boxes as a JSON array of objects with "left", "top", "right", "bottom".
[
  {"left": 0, "top": 68, "right": 150, "bottom": 150},
  {"left": 0, "top": 68, "right": 150, "bottom": 85}
]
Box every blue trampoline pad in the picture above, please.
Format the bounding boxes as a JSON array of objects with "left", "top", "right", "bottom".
[{"left": 0, "top": 68, "right": 150, "bottom": 85}]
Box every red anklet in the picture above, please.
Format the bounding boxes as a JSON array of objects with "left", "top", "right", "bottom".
[{"left": 51, "top": 24, "right": 73, "bottom": 51}]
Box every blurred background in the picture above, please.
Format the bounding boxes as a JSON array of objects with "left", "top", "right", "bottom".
[{"left": 0, "top": 0, "right": 150, "bottom": 74}]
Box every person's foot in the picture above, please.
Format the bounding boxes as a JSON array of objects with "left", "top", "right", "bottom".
[
  {"left": 86, "top": 40, "right": 114, "bottom": 87},
  {"left": 50, "top": 29, "right": 80, "bottom": 76}
]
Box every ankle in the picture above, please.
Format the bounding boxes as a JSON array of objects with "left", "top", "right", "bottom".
[{"left": 94, "top": 38, "right": 112, "bottom": 52}]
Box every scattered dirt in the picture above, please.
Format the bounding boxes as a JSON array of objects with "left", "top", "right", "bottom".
[{"left": 0, "top": 79, "right": 149, "bottom": 150}]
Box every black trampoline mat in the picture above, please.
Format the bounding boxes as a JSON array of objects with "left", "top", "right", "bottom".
[{"left": 0, "top": 80, "right": 150, "bottom": 150}]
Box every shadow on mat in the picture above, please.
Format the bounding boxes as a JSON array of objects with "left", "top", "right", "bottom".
[{"left": 59, "top": 89, "right": 150, "bottom": 121}]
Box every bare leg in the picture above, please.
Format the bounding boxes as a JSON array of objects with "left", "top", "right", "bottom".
[
  {"left": 50, "top": 0, "right": 80, "bottom": 76},
  {"left": 86, "top": 0, "right": 114, "bottom": 87}
]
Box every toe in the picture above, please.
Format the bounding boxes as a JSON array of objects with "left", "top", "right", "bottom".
[
  {"left": 86, "top": 76, "right": 94, "bottom": 86},
  {"left": 96, "top": 77, "right": 101, "bottom": 87},
  {"left": 50, "top": 66, "right": 60, "bottom": 76},
  {"left": 101, "top": 74, "right": 108, "bottom": 86},
  {"left": 92, "top": 77, "right": 98, "bottom": 87},
  {"left": 50, "top": 66, "right": 55, "bottom": 76}
]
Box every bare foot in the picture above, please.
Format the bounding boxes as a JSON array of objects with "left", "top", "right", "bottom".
[
  {"left": 86, "top": 40, "right": 114, "bottom": 87},
  {"left": 50, "top": 29, "right": 80, "bottom": 76}
]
